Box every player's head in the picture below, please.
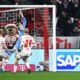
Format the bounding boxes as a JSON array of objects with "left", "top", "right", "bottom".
[{"left": 24, "top": 28, "right": 29, "bottom": 34}]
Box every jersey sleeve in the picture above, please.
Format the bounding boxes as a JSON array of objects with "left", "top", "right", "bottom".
[
  {"left": 18, "top": 16, "right": 27, "bottom": 29},
  {"left": 22, "top": 16, "right": 27, "bottom": 28},
  {"left": 31, "top": 37, "right": 36, "bottom": 47},
  {"left": 2, "top": 37, "right": 6, "bottom": 44},
  {"left": 32, "top": 37, "right": 35, "bottom": 44},
  {"left": 18, "top": 16, "right": 27, "bottom": 36},
  {"left": 20, "top": 36, "right": 24, "bottom": 42},
  {"left": 19, "top": 36, "right": 24, "bottom": 48},
  {"left": 20, "top": 36, "right": 25, "bottom": 45}
]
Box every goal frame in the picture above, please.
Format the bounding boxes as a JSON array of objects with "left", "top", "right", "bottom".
[{"left": 0, "top": 5, "right": 56, "bottom": 72}]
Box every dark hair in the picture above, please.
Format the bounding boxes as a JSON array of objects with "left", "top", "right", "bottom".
[{"left": 24, "top": 28, "right": 29, "bottom": 33}]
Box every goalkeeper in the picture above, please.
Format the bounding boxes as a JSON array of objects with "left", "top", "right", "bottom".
[{"left": 13, "top": 10, "right": 27, "bottom": 52}]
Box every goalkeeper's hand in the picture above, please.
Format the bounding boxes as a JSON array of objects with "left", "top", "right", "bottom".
[{"left": 19, "top": 10, "right": 23, "bottom": 17}]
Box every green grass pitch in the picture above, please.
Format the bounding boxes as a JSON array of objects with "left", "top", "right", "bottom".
[{"left": 0, "top": 71, "right": 80, "bottom": 80}]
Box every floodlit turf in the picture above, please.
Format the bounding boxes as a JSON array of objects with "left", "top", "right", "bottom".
[{"left": 0, "top": 71, "right": 80, "bottom": 80}]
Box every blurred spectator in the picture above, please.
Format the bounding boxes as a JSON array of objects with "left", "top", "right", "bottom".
[
  {"left": 0, "top": 0, "right": 17, "bottom": 4},
  {"left": 56, "top": 11, "right": 74, "bottom": 36},
  {"left": 7, "top": 0, "right": 15, "bottom": 4},
  {"left": 56, "top": 0, "right": 80, "bottom": 36},
  {"left": 45, "top": 0, "right": 53, "bottom": 5},
  {"left": 25, "top": 9, "right": 44, "bottom": 36},
  {"left": 15, "top": 0, "right": 53, "bottom": 5},
  {"left": 0, "top": 0, "right": 10, "bottom": 4},
  {"left": 72, "top": 0, "right": 80, "bottom": 18},
  {"left": 0, "top": 0, "right": 54, "bottom": 5},
  {"left": 15, "top": 0, "right": 34, "bottom": 5},
  {"left": 73, "top": 19, "right": 80, "bottom": 36},
  {"left": 57, "top": 0, "right": 74, "bottom": 17},
  {"left": 33, "top": 0, "right": 47, "bottom": 5}
]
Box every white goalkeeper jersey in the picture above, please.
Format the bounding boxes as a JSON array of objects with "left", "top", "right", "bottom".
[
  {"left": 20, "top": 34, "right": 35, "bottom": 51},
  {"left": 0, "top": 36, "right": 6, "bottom": 50}
]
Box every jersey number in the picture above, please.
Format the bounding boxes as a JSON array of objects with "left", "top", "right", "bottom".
[{"left": 25, "top": 40, "right": 32, "bottom": 47}]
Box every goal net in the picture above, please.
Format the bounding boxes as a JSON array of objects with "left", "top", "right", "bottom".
[{"left": 0, "top": 7, "right": 53, "bottom": 71}]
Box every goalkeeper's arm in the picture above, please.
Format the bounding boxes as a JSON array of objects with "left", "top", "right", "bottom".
[
  {"left": 19, "top": 10, "right": 24, "bottom": 18},
  {"left": 18, "top": 10, "right": 27, "bottom": 36},
  {"left": 19, "top": 10, "right": 27, "bottom": 28}
]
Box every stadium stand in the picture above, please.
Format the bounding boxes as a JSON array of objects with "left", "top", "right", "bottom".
[
  {"left": 0, "top": 8, "right": 52, "bottom": 37},
  {"left": 0, "top": 0, "right": 53, "bottom": 5},
  {"left": 56, "top": 0, "right": 80, "bottom": 36},
  {"left": 0, "top": 8, "right": 53, "bottom": 71}
]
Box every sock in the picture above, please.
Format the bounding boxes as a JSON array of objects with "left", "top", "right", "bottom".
[
  {"left": 26, "top": 62, "right": 30, "bottom": 69},
  {"left": 14, "top": 65, "right": 17, "bottom": 72},
  {"left": 2, "top": 59, "right": 8, "bottom": 71},
  {"left": 0, "top": 61, "right": 2, "bottom": 69},
  {"left": 2, "top": 66, "right": 5, "bottom": 71}
]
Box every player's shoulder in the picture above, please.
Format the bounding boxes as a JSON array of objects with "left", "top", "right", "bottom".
[
  {"left": 0, "top": 36, "right": 5, "bottom": 41},
  {"left": 21, "top": 35, "right": 33, "bottom": 38},
  {"left": 28, "top": 35, "right": 33, "bottom": 38},
  {"left": 29, "top": 35, "right": 34, "bottom": 40}
]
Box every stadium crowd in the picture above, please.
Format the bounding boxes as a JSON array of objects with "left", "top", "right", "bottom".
[
  {"left": 1, "top": 0, "right": 80, "bottom": 36},
  {"left": 0, "top": 0, "right": 53, "bottom": 5},
  {"left": 56, "top": 0, "right": 80, "bottom": 36},
  {"left": 0, "top": 8, "right": 52, "bottom": 37}
]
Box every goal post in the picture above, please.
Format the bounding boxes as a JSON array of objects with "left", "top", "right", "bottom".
[
  {"left": 0, "top": 6, "right": 54, "bottom": 71},
  {"left": 43, "top": 8, "right": 49, "bottom": 71}
]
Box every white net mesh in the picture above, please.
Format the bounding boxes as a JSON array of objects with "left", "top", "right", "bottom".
[
  {"left": 0, "top": 8, "right": 52, "bottom": 37},
  {"left": 0, "top": 7, "right": 53, "bottom": 71},
  {"left": 0, "top": 8, "right": 19, "bottom": 28},
  {"left": 0, "top": 7, "right": 53, "bottom": 50}
]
